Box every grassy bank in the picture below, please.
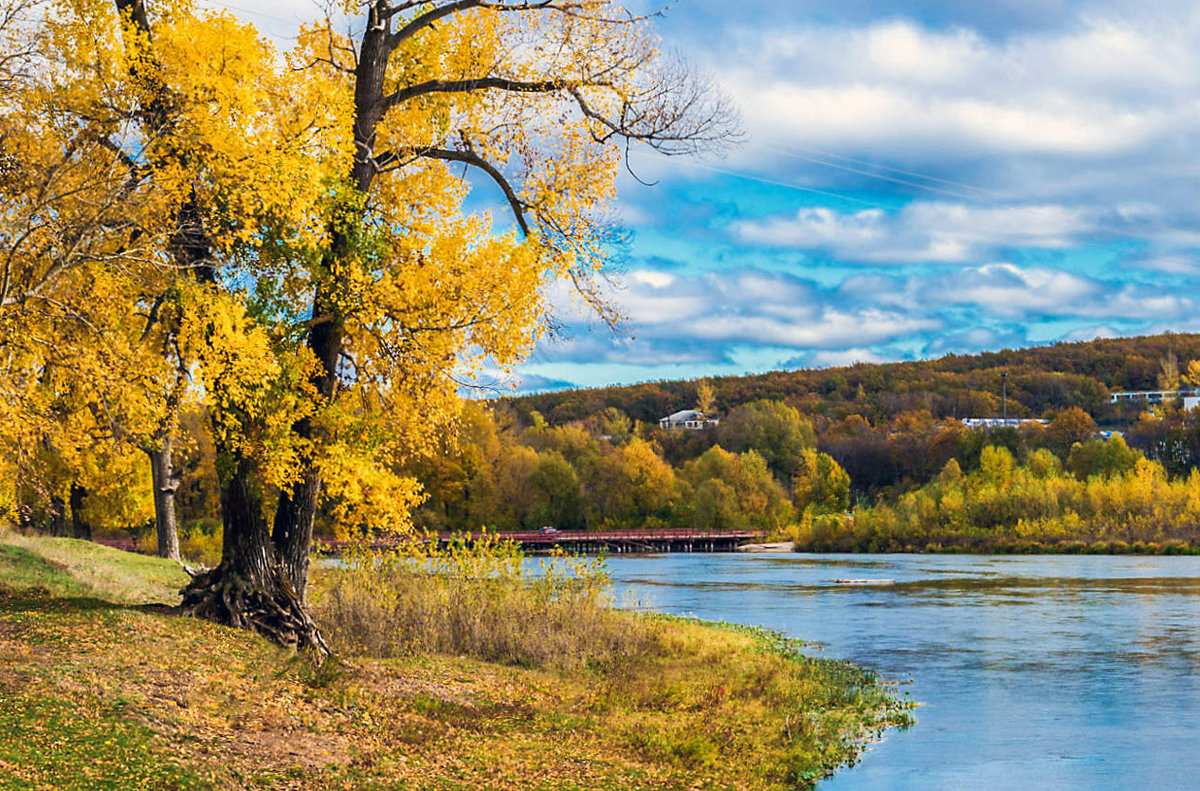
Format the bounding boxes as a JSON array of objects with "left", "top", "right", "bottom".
[{"left": 0, "top": 533, "right": 911, "bottom": 790}]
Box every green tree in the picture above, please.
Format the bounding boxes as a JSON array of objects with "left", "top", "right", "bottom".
[
  {"left": 681, "top": 446, "right": 792, "bottom": 532},
  {"left": 528, "top": 452, "right": 584, "bottom": 531},
  {"left": 588, "top": 438, "right": 676, "bottom": 529},
  {"left": 792, "top": 450, "right": 851, "bottom": 514},
  {"left": 718, "top": 400, "right": 815, "bottom": 479},
  {"left": 1067, "top": 435, "right": 1142, "bottom": 480}
]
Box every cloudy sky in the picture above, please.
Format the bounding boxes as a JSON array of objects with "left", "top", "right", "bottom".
[{"left": 207, "top": 0, "right": 1200, "bottom": 392}]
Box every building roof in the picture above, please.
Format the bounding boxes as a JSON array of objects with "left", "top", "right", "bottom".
[{"left": 662, "top": 409, "right": 707, "bottom": 422}]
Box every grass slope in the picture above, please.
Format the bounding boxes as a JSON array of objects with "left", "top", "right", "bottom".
[{"left": 0, "top": 535, "right": 910, "bottom": 789}]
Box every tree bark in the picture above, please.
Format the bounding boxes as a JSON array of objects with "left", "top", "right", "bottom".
[
  {"left": 148, "top": 436, "right": 181, "bottom": 561},
  {"left": 272, "top": 251, "right": 345, "bottom": 598},
  {"left": 48, "top": 494, "right": 68, "bottom": 537},
  {"left": 179, "top": 454, "right": 327, "bottom": 653},
  {"left": 69, "top": 482, "right": 92, "bottom": 540},
  {"left": 271, "top": 6, "right": 390, "bottom": 595}
]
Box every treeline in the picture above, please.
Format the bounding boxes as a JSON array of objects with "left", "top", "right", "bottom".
[
  {"left": 801, "top": 438, "right": 1200, "bottom": 554},
  {"left": 405, "top": 400, "right": 847, "bottom": 535},
  {"left": 405, "top": 390, "right": 1200, "bottom": 553},
  {"left": 404, "top": 395, "right": 1150, "bottom": 536},
  {"left": 509, "top": 332, "right": 1200, "bottom": 428},
  {"left": 22, "top": 331, "right": 1200, "bottom": 554}
]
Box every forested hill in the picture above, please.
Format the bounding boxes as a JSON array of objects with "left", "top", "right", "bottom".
[{"left": 509, "top": 333, "right": 1200, "bottom": 427}]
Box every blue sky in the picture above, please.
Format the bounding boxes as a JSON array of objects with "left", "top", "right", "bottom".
[{"left": 210, "top": 0, "right": 1200, "bottom": 393}]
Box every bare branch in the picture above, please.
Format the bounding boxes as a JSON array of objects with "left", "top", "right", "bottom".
[
  {"left": 387, "top": 1, "right": 594, "bottom": 49},
  {"left": 376, "top": 146, "right": 531, "bottom": 236},
  {"left": 384, "top": 76, "right": 568, "bottom": 110}
]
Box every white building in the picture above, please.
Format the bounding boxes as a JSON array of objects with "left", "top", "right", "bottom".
[
  {"left": 658, "top": 409, "right": 719, "bottom": 431},
  {"left": 1110, "top": 389, "right": 1200, "bottom": 410},
  {"left": 961, "top": 418, "right": 1049, "bottom": 430}
]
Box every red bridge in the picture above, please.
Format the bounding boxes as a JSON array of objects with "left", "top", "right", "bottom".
[{"left": 317, "top": 528, "right": 759, "bottom": 555}]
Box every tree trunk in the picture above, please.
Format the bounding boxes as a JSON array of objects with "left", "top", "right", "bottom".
[
  {"left": 69, "top": 482, "right": 91, "bottom": 540},
  {"left": 48, "top": 494, "right": 68, "bottom": 537},
  {"left": 114, "top": 0, "right": 327, "bottom": 655},
  {"left": 180, "top": 452, "right": 327, "bottom": 654},
  {"left": 272, "top": 278, "right": 344, "bottom": 599},
  {"left": 272, "top": 456, "right": 322, "bottom": 600},
  {"left": 148, "top": 436, "right": 181, "bottom": 561},
  {"left": 271, "top": 13, "right": 389, "bottom": 597}
]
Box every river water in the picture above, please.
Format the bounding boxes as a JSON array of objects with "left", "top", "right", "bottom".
[{"left": 602, "top": 553, "right": 1200, "bottom": 790}]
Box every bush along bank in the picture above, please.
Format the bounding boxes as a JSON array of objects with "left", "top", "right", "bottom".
[{"left": 797, "top": 444, "right": 1200, "bottom": 554}]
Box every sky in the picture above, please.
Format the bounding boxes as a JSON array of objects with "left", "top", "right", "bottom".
[{"left": 205, "top": 0, "right": 1200, "bottom": 394}]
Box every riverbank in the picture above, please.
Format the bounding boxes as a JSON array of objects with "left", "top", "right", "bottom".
[{"left": 0, "top": 533, "right": 910, "bottom": 789}]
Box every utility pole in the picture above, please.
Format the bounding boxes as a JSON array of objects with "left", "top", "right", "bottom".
[{"left": 1002, "top": 370, "right": 1008, "bottom": 422}]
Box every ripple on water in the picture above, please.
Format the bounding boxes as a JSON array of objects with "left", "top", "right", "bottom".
[{"left": 603, "top": 553, "right": 1200, "bottom": 791}]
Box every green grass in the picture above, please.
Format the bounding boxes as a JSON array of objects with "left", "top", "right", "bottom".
[
  {"left": 0, "top": 692, "right": 209, "bottom": 790},
  {"left": 0, "top": 533, "right": 187, "bottom": 604},
  {"left": 0, "top": 532, "right": 912, "bottom": 790}
]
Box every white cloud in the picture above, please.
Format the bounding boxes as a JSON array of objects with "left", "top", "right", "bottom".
[
  {"left": 936, "top": 263, "right": 1100, "bottom": 316},
  {"left": 733, "top": 202, "right": 1092, "bottom": 263},
  {"left": 689, "top": 309, "right": 939, "bottom": 348},
  {"left": 629, "top": 270, "right": 676, "bottom": 288},
  {"left": 720, "top": 17, "right": 1200, "bottom": 159}
]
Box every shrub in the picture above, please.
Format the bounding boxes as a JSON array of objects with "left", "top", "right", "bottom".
[{"left": 310, "top": 535, "right": 655, "bottom": 670}]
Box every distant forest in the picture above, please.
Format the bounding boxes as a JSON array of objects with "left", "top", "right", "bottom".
[
  {"left": 508, "top": 332, "right": 1200, "bottom": 429},
  {"left": 380, "top": 332, "right": 1200, "bottom": 553},
  {"left": 64, "top": 332, "right": 1200, "bottom": 554}
]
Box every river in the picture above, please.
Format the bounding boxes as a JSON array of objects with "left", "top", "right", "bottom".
[{"left": 603, "top": 553, "right": 1200, "bottom": 790}]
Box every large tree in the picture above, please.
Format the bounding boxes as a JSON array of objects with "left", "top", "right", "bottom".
[{"left": 1, "top": 0, "right": 732, "bottom": 651}]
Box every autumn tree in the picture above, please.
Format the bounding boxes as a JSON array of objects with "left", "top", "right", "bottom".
[
  {"left": 0, "top": 0, "right": 732, "bottom": 649},
  {"left": 1066, "top": 435, "right": 1142, "bottom": 481},
  {"left": 1044, "top": 407, "right": 1099, "bottom": 460},
  {"left": 681, "top": 446, "right": 792, "bottom": 532},
  {"left": 0, "top": 0, "right": 186, "bottom": 548},
  {"left": 718, "top": 400, "right": 815, "bottom": 479},
  {"left": 589, "top": 438, "right": 677, "bottom": 529},
  {"left": 695, "top": 378, "right": 716, "bottom": 416},
  {"left": 792, "top": 449, "right": 851, "bottom": 514}
]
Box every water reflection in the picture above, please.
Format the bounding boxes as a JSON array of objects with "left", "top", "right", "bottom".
[{"left": 604, "top": 554, "right": 1200, "bottom": 791}]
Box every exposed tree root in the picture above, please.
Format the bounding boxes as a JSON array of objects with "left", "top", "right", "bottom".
[{"left": 179, "top": 566, "right": 330, "bottom": 659}]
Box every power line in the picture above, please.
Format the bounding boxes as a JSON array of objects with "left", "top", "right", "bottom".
[
  {"left": 198, "top": 0, "right": 311, "bottom": 32},
  {"left": 758, "top": 138, "right": 1014, "bottom": 200},
  {"left": 756, "top": 144, "right": 995, "bottom": 203},
  {"left": 676, "top": 159, "right": 890, "bottom": 210}
]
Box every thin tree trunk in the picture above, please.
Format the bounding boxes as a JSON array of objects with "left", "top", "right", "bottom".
[
  {"left": 272, "top": 272, "right": 345, "bottom": 599},
  {"left": 48, "top": 494, "right": 67, "bottom": 537},
  {"left": 69, "top": 482, "right": 92, "bottom": 540},
  {"left": 148, "top": 436, "right": 180, "bottom": 561}
]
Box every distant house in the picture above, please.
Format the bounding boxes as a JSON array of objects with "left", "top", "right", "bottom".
[{"left": 659, "top": 409, "right": 719, "bottom": 431}]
